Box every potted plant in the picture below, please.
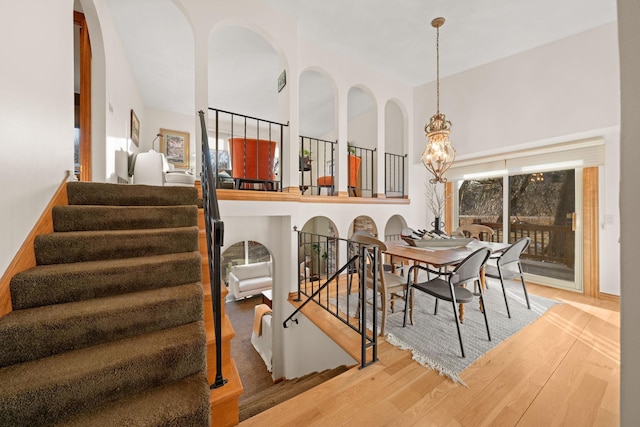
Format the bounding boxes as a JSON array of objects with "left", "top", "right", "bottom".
[{"left": 299, "top": 148, "right": 311, "bottom": 171}]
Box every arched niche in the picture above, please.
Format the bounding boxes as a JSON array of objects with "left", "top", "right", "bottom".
[
  {"left": 208, "top": 25, "right": 280, "bottom": 122},
  {"left": 384, "top": 99, "right": 408, "bottom": 198},
  {"left": 299, "top": 69, "right": 338, "bottom": 195},
  {"left": 384, "top": 215, "right": 408, "bottom": 242},
  {"left": 300, "top": 216, "right": 338, "bottom": 280},
  {"left": 348, "top": 215, "right": 378, "bottom": 238},
  {"left": 347, "top": 86, "right": 377, "bottom": 197},
  {"left": 299, "top": 69, "right": 337, "bottom": 139}
]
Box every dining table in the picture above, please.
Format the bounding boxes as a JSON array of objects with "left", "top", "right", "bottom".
[{"left": 384, "top": 239, "right": 509, "bottom": 322}]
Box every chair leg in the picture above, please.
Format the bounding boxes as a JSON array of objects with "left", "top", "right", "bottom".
[
  {"left": 402, "top": 285, "right": 411, "bottom": 327},
  {"left": 498, "top": 267, "right": 512, "bottom": 318},
  {"left": 449, "top": 288, "right": 465, "bottom": 358},
  {"left": 518, "top": 263, "right": 531, "bottom": 309},
  {"left": 477, "top": 279, "right": 491, "bottom": 341},
  {"left": 434, "top": 298, "right": 439, "bottom": 315}
]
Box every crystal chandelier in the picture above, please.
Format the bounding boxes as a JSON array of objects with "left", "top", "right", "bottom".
[{"left": 422, "top": 17, "right": 456, "bottom": 184}]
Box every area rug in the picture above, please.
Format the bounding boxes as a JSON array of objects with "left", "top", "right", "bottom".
[{"left": 333, "top": 278, "right": 560, "bottom": 386}]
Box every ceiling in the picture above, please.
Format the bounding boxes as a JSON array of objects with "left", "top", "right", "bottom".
[{"left": 107, "top": 0, "right": 617, "bottom": 124}]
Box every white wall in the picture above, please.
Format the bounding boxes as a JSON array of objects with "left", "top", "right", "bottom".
[
  {"left": 0, "top": 0, "right": 75, "bottom": 274},
  {"left": 412, "top": 22, "right": 621, "bottom": 295}
]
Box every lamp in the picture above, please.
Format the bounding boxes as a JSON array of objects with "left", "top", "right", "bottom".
[
  {"left": 422, "top": 17, "right": 456, "bottom": 184},
  {"left": 151, "top": 133, "right": 163, "bottom": 152}
]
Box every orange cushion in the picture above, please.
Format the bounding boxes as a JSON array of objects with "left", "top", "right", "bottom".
[
  {"left": 229, "top": 138, "right": 276, "bottom": 181},
  {"left": 317, "top": 176, "right": 334, "bottom": 186}
]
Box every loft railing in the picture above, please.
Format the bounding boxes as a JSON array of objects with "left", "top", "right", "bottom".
[
  {"left": 207, "top": 108, "right": 287, "bottom": 191},
  {"left": 385, "top": 152, "right": 406, "bottom": 198},
  {"left": 284, "top": 231, "right": 379, "bottom": 369},
  {"left": 198, "top": 110, "right": 227, "bottom": 389},
  {"left": 348, "top": 144, "right": 375, "bottom": 197},
  {"left": 299, "top": 136, "right": 337, "bottom": 196}
]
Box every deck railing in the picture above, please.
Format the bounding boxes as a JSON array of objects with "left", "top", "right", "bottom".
[
  {"left": 284, "top": 231, "right": 379, "bottom": 368},
  {"left": 385, "top": 152, "right": 406, "bottom": 198},
  {"left": 464, "top": 219, "right": 575, "bottom": 268}
]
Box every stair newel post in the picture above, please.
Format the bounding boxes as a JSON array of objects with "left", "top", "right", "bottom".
[{"left": 199, "top": 110, "right": 227, "bottom": 389}]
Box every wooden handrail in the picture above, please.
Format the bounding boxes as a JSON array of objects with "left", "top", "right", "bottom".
[{"left": 0, "top": 171, "right": 71, "bottom": 316}]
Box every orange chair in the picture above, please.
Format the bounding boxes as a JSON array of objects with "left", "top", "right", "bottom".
[
  {"left": 316, "top": 175, "right": 334, "bottom": 195},
  {"left": 316, "top": 154, "right": 360, "bottom": 196},
  {"left": 348, "top": 154, "right": 361, "bottom": 197},
  {"left": 228, "top": 138, "right": 276, "bottom": 190}
]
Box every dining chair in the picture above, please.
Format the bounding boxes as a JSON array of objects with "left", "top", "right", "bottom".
[
  {"left": 453, "top": 224, "right": 494, "bottom": 241},
  {"left": 351, "top": 233, "right": 413, "bottom": 336},
  {"left": 402, "top": 247, "right": 492, "bottom": 358},
  {"left": 484, "top": 237, "right": 531, "bottom": 318}
]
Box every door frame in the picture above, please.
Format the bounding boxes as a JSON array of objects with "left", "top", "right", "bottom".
[{"left": 74, "top": 11, "right": 91, "bottom": 181}]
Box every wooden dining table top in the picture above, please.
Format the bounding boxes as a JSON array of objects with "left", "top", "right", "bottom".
[{"left": 384, "top": 239, "right": 509, "bottom": 268}]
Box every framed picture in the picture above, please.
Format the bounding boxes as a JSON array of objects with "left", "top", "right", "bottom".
[
  {"left": 130, "top": 109, "right": 140, "bottom": 147},
  {"left": 160, "top": 128, "right": 190, "bottom": 168},
  {"left": 278, "top": 69, "right": 286, "bottom": 93}
]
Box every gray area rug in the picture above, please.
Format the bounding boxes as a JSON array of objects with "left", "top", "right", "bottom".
[{"left": 335, "top": 277, "right": 560, "bottom": 385}]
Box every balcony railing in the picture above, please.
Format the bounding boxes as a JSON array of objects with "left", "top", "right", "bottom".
[
  {"left": 299, "top": 136, "right": 337, "bottom": 196},
  {"left": 348, "top": 145, "right": 375, "bottom": 197},
  {"left": 208, "top": 108, "right": 287, "bottom": 191},
  {"left": 284, "top": 231, "right": 379, "bottom": 368},
  {"left": 385, "top": 152, "right": 406, "bottom": 198}
]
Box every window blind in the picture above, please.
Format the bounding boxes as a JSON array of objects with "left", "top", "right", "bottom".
[{"left": 446, "top": 137, "right": 605, "bottom": 180}]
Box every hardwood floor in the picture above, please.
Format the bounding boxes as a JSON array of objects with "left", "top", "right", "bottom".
[{"left": 240, "top": 284, "right": 619, "bottom": 426}]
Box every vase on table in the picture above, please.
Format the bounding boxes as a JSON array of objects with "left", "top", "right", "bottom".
[{"left": 431, "top": 217, "right": 447, "bottom": 236}]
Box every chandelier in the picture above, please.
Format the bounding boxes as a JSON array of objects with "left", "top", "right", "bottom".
[{"left": 422, "top": 17, "right": 456, "bottom": 184}]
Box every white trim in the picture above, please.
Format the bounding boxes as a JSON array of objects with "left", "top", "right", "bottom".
[{"left": 447, "top": 137, "right": 605, "bottom": 180}]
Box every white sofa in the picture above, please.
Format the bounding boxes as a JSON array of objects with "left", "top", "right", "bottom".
[
  {"left": 228, "top": 261, "right": 272, "bottom": 299},
  {"left": 251, "top": 304, "right": 273, "bottom": 372},
  {"left": 132, "top": 150, "right": 195, "bottom": 187}
]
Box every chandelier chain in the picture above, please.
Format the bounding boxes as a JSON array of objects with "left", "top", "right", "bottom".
[{"left": 436, "top": 24, "right": 440, "bottom": 114}]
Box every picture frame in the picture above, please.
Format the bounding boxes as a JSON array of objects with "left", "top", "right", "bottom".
[
  {"left": 130, "top": 109, "right": 140, "bottom": 147},
  {"left": 278, "top": 69, "right": 287, "bottom": 93},
  {"left": 160, "top": 128, "right": 190, "bottom": 168}
]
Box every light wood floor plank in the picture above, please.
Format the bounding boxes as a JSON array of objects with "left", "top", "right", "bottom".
[{"left": 240, "top": 284, "right": 619, "bottom": 426}]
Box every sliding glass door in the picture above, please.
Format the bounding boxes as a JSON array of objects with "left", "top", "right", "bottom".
[{"left": 456, "top": 168, "right": 583, "bottom": 291}]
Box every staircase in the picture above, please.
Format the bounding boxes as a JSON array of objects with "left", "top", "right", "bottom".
[
  {"left": 0, "top": 182, "right": 212, "bottom": 426},
  {"left": 239, "top": 365, "right": 348, "bottom": 422}
]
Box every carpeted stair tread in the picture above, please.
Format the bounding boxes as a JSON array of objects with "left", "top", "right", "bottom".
[
  {"left": 0, "top": 322, "right": 207, "bottom": 426},
  {"left": 239, "top": 365, "right": 349, "bottom": 421},
  {"left": 34, "top": 226, "right": 199, "bottom": 265},
  {"left": 66, "top": 182, "right": 198, "bottom": 206},
  {"left": 52, "top": 205, "right": 198, "bottom": 232},
  {"left": 10, "top": 252, "right": 202, "bottom": 309},
  {"left": 0, "top": 283, "right": 204, "bottom": 367},
  {"left": 55, "top": 373, "right": 210, "bottom": 427}
]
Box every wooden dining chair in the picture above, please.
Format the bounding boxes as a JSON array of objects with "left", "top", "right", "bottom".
[
  {"left": 351, "top": 233, "right": 412, "bottom": 336},
  {"left": 484, "top": 237, "right": 531, "bottom": 318},
  {"left": 402, "top": 247, "right": 492, "bottom": 358}
]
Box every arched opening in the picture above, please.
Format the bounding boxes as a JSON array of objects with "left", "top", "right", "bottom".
[
  {"left": 348, "top": 215, "right": 378, "bottom": 238},
  {"left": 384, "top": 99, "right": 407, "bottom": 198},
  {"left": 347, "top": 86, "right": 377, "bottom": 197},
  {"left": 299, "top": 69, "right": 338, "bottom": 195}
]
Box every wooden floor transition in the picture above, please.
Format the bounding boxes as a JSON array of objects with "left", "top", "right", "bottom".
[{"left": 240, "top": 284, "right": 620, "bottom": 426}]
